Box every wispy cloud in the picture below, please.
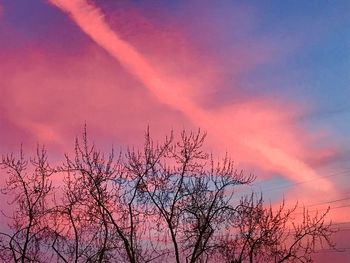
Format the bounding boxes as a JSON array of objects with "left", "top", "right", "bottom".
[
  {"left": 49, "top": 0, "right": 197, "bottom": 114},
  {"left": 48, "top": 0, "right": 335, "bottom": 193}
]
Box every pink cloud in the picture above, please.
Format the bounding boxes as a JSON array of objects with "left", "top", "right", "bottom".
[
  {"left": 1, "top": 40, "right": 202, "bottom": 154},
  {"left": 0, "top": 0, "right": 345, "bottom": 228},
  {"left": 0, "top": 2, "right": 347, "bottom": 257},
  {"left": 47, "top": 0, "right": 336, "bottom": 195}
]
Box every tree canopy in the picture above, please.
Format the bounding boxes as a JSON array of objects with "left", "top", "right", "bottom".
[{"left": 0, "top": 128, "right": 335, "bottom": 263}]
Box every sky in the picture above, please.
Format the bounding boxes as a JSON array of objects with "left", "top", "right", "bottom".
[{"left": 0, "top": 0, "right": 349, "bottom": 261}]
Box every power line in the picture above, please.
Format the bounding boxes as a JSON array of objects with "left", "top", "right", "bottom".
[
  {"left": 257, "top": 197, "right": 350, "bottom": 216},
  {"left": 288, "top": 197, "right": 350, "bottom": 212},
  {"left": 333, "top": 221, "right": 350, "bottom": 226},
  {"left": 233, "top": 189, "right": 350, "bottom": 212},
  {"left": 292, "top": 204, "right": 350, "bottom": 216},
  {"left": 252, "top": 169, "right": 350, "bottom": 193},
  {"left": 234, "top": 169, "right": 350, "bottom": 196},
  {"left": 316, "top": 248, "right": 350, "bottom": 252},
  {"left": 305, "top": 197, "right": 350, "bottom": 208},
  {"left": 336, "top": 227, "right": 350, "bottom": 232},
  {"left": 329, "top": 204, "right": 350, "bottom": 211}
]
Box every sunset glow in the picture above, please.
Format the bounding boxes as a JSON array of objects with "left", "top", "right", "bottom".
[{"left": 0, "top": 0, "right": 349, "bottom": 261}]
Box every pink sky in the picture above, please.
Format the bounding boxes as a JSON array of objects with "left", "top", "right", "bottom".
[{"left": 0, "top": 0, "right": 349, "bottom": 260}]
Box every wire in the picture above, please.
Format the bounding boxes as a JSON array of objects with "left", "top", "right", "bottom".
[
  {"left": 252, "top": 169, "right": 350, "bottom": 193},
  {"left": 333, "top": 221, "right": 350, "bottom": 226},
  {"left": 304, "top": 197, "right": 350, "bottom": 208},
  {"left": 234, "top": 169, "right": 350, "bottom": 197},
  {"left": 316, "top": 248, "right": 350, "bottom": 252},
  {"left": 292, "top": 204, "right": 350, "bottom": 216}
]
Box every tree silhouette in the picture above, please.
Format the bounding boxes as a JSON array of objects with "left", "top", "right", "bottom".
[
  {"left": 0, "top": 147, "right": 54, "bottom": 262},
  {"left": 216, "top": 194, "right": 335, "bottom": 263},
  {"left": 0, "top": 128, "right": 335, "bottom": 263},
  {"left": 124, "top": 129, "right": 254, "bottom": 263}
]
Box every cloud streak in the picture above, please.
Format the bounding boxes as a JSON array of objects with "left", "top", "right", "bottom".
[
  {"left": 49, "top": 0, "right": 198, "bottom": 115},
  {"left": 48, "top": 0, "right": 333, "bottom": 193}
]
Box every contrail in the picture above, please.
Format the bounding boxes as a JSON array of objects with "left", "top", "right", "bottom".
[
  {"left": 49, "top": 0, "right": 199, "bottom": 116},
  {"left": 49, "top": 0, "right": 333, "bottom": 192}
]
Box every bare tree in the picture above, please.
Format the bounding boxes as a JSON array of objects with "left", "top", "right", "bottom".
[
  {"left": 50, "top": 128, "right": 156, "bottom": 263},
  {"left": 217, "top": 194, "right": 335, "bottom": 263},
  {"left": 0, "top": 147, "right": 54, "bottom": 263},
  {"left": 125, "top": 129, "right": 255, "bottom": 263},
  {"left": 0, "top": 128, "right": 336, "bottom": 263}
]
